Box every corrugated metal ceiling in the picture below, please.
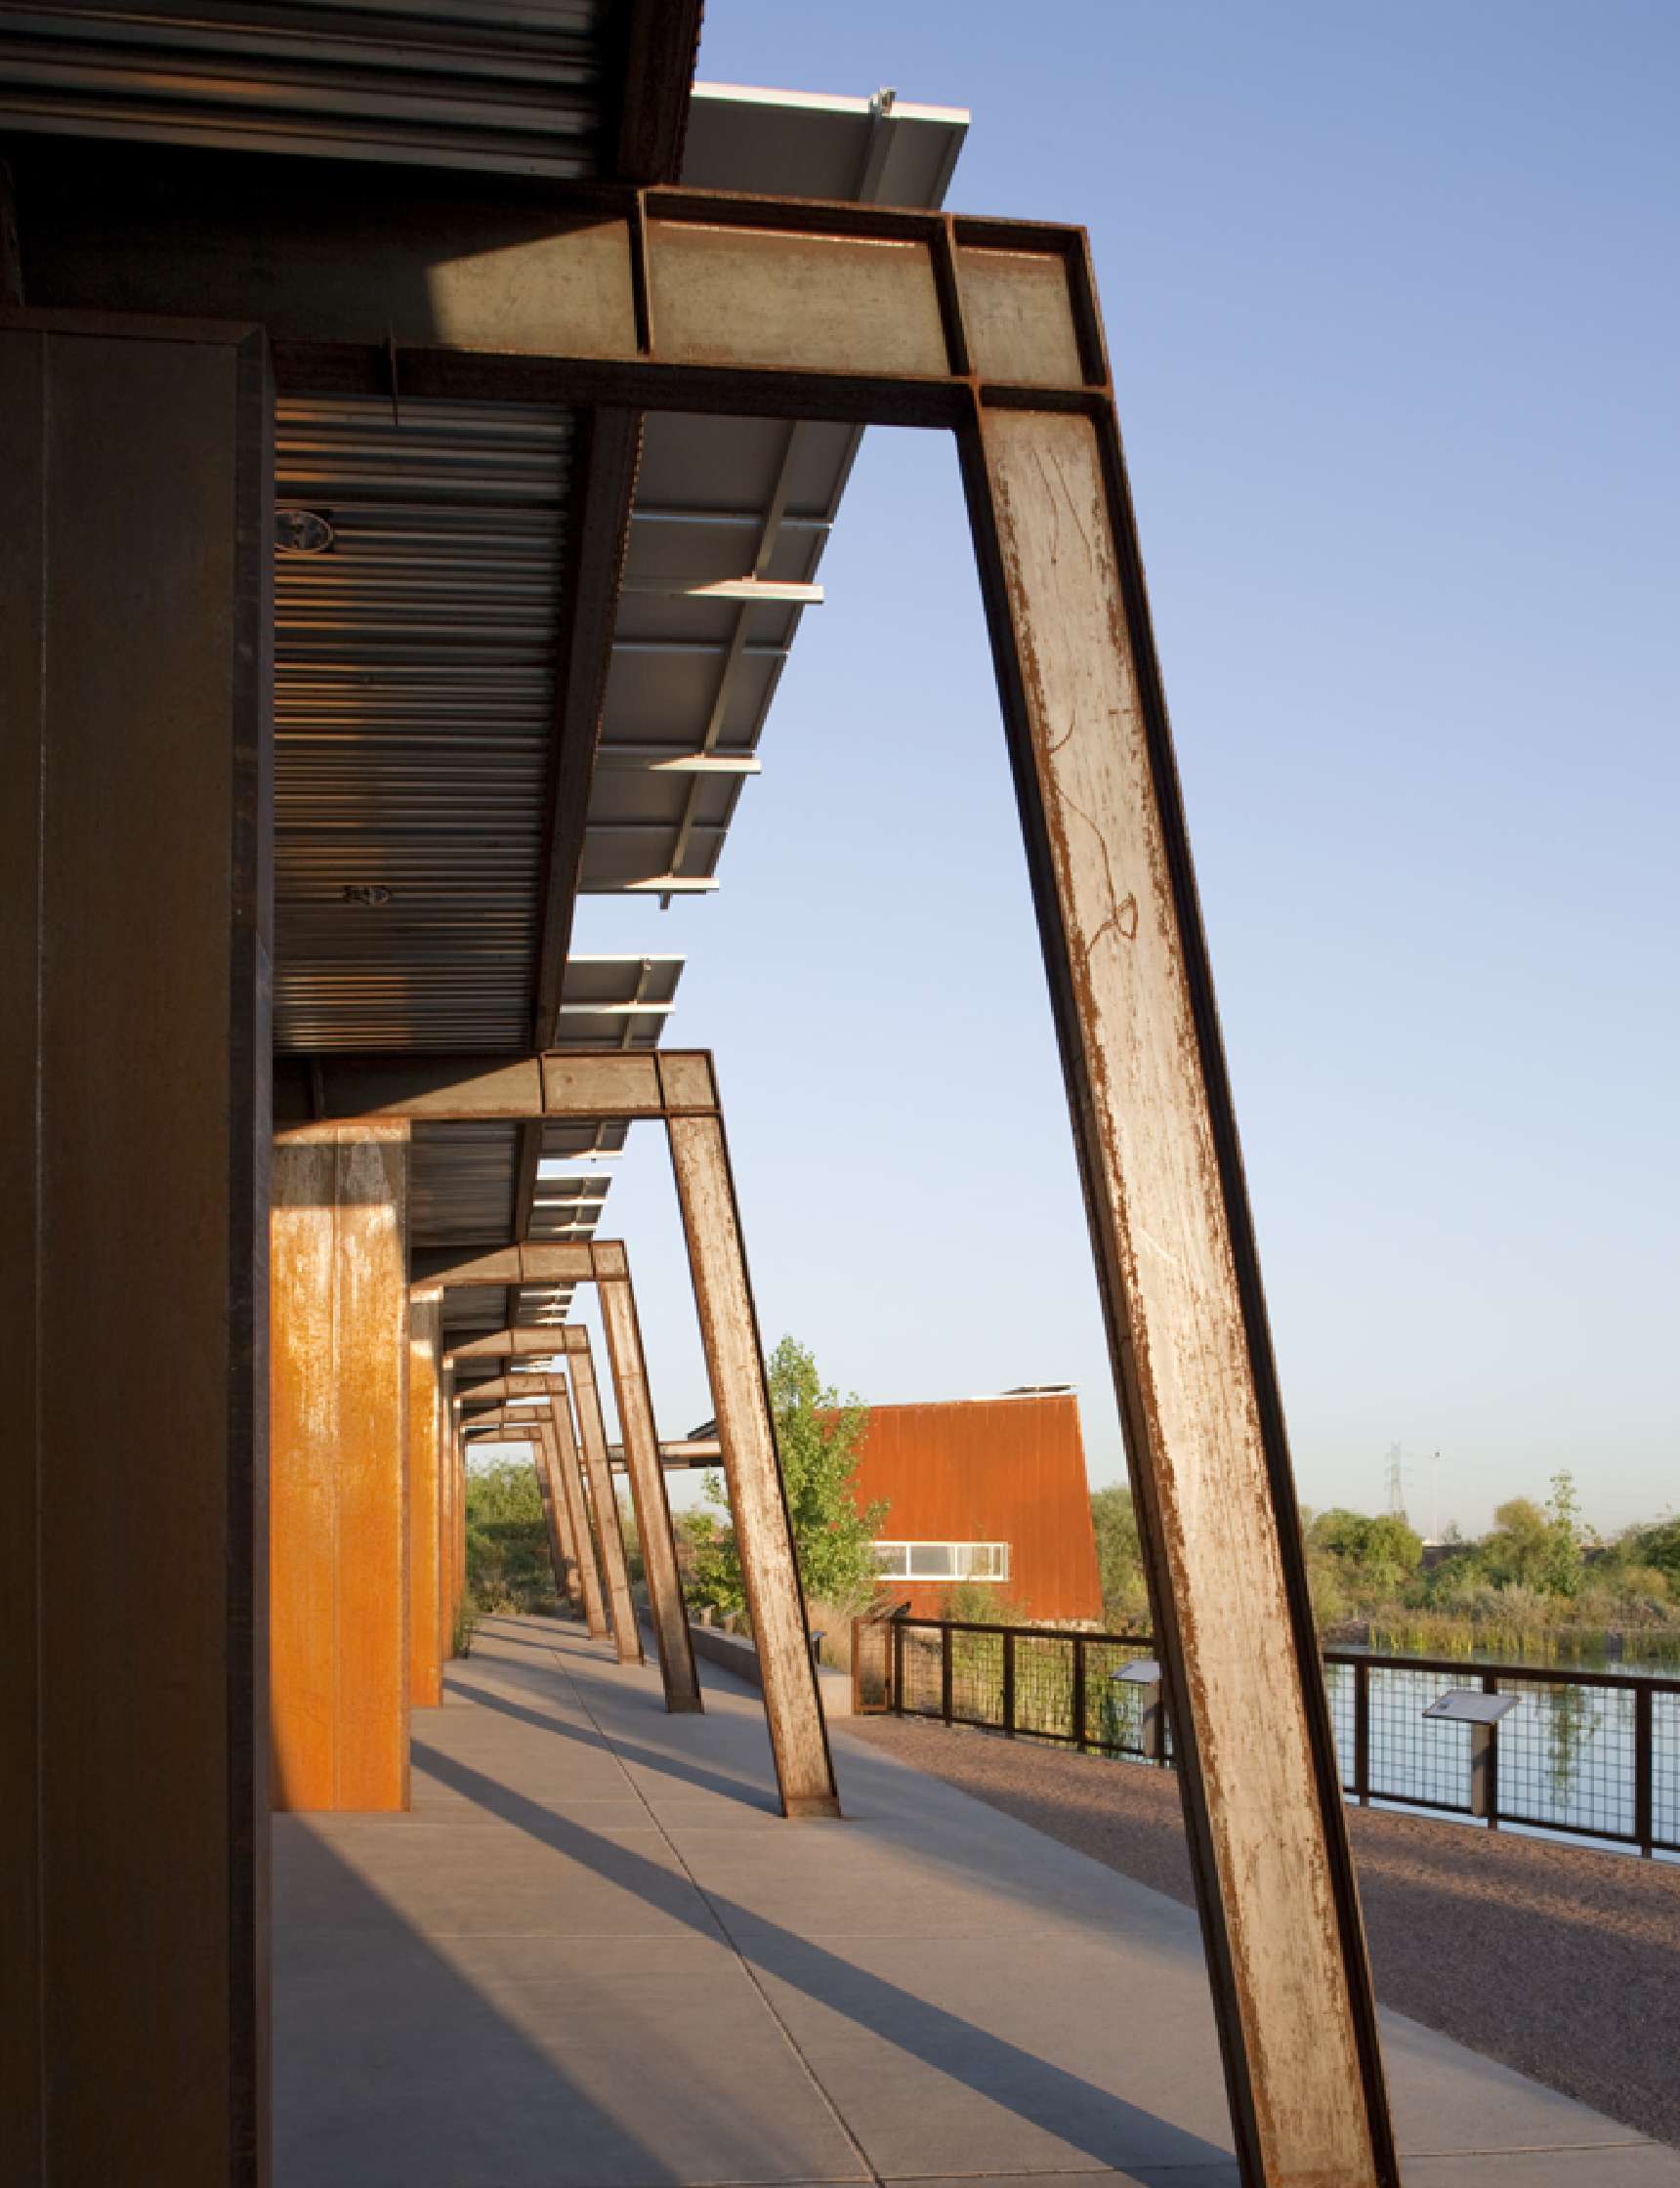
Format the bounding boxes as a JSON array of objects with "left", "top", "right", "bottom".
[
  {"left": 0, "top": 1, "right": 608, "bottom": 175},
  {"left": 273, "top": 394, "right": 572, "bottom": 1052}
]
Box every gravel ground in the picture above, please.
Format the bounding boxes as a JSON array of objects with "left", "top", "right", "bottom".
[{"left": 838, "top": 1713, "right": 1680, "bottom": 2147}]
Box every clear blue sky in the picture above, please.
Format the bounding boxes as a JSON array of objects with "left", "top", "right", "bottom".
[{"left": 563, "top": 0, "right": 1679, "bottom": 1537}]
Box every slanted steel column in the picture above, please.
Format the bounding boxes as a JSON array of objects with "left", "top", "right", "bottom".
[
  {"left": 660, "top": 1055, "right": 840, "bottom": 1819},
  {"left": 540, "top": 1426, "right": 584, "bottom": 1614},
  {"left": 567, "top": 1330, "right": 644, "bottom": 1665},
  {"left": 959, "top": 333, "right": 1394, "bottom": 2174},
  {"left": 271, "top": 1122, "right": 411, "bottom": 1813},
  {"left": 544, "top": 1396, "right": 608, "bottom": 1642},
  {"left": 408, "top": 1284, "right": 444, "bottom": 1705},
  {"left": 594, "top": 1244, "right": 701, "bottom": 1710},
  {"left": 1, "top": 315, "right": 271, "bottom": 2188},
  {"left": 530, "top": 1437, "right": 567, "bottom": 1604}
]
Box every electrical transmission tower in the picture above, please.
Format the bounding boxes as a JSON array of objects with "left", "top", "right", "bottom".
[{"left": 1385, "top": 1443, "right": 1408, "bottom": 1526}]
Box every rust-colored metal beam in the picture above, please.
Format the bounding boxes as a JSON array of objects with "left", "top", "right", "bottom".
[
  {"left": 567, "top": 1330, "right": 644, "bottom": 1667},
  {"left": 955, "top": 358, "right": 1394, "bottom": 2180},
  {"left": 4, "top": 146, "right": 1399, "bottom": 2177},
  {"left": 542, "top": 1394, "right": 608, "bottom": 1644},
  {"left": 607, "top": 0, "right": 703, "bottom": 187},
  {"left": 447, "top": 1326, "right": 570, "bottom": 1362},
  {"left": 593, "top": 1240, "right": 701, "bottom": 1710},
  {"left": 532, "top": 408, "right": 642, "bottom": 1048},
  {"left": 420, "top": 1239, "right": 700, "bottom": 1711}
]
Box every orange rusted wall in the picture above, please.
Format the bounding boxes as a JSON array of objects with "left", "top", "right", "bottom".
[
  {"left": 851, "top": 1393, "right": 1102, "bottom": 1621},
  {"left": 271, "top": 1124, "right": 411, "bottom": 1810}
]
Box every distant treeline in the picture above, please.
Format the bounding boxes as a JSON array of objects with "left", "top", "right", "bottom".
[{"left": 1091, "top": 1472, "right": 1680, "bottom": 1664}]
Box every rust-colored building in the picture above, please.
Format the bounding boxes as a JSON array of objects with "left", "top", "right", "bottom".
[{"left": 851, "top": 1391, "right": 1103, "bottom": 1622}]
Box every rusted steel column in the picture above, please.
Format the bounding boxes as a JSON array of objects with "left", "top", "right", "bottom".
[
  {"left": 531, "top": 1442, "right": 567, "bottom": 1604},
  {"left": 568, "top": 1330, "right": 645, "bottom": 1665},
  {"left": 541, "top": 1419, "right": 583, "bottom": 1615},
  {"left": 595, "top": 1245, "right": 701, "bottom": 1711},
  {"left": 0, "top": 317, "right": 271, "bottom": 2187},
  {"left": 408, "top": 1285, "right": 444, "bottom": 1705},
  {"left": 544, "top": 1397, "right": 608, "bottom": 1641},
  {"left": 271, "top": 1122, "right": 411, "bottom": 1813},
  {"left": 960, "top": 385, "right": 1395, "bottom": 2184},
  {"left": 661, "top": 1056, "right": 839, "bottom": 1818}
]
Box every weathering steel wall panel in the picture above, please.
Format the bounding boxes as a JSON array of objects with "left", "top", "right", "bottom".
[{"left": 852, "top": 1394, "right": 1102, "bottom": 1622}]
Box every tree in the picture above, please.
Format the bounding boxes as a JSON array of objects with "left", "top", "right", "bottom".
[
  {"left": 1630, "top": 1516, "right": 1680, "bottom": 1587},
  {"left": 1478, "top": 1496, "right": 1550, "bottom": 1588},
  {"left": 1090, "top": 1484, "right": 1149, "bottom": 1624},
  {"left": 1307, "top": 1508, "right": 1423, "bottom": 1602},
  {"left": 702, "top": 1336, "right": 883, "bottom": 1618},
  {"left": 465, "top": 1456, "right": 554, "bottom": 1612},
  {"left": 1538, "top": 1468, "right": 1584, "bottom": 1599}
]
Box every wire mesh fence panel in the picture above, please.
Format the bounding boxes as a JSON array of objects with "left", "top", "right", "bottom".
[
  {"left": 1653, "top": 1690, "right": 1680, "bottom": 1852},
  {"left": 852, "top": 1619, "right": 894, "bottom": 1712},
  {"left": 898, "top": 1626, "right": 945, "bottom": 1718},
  {"left": 1323, "top": 1659, "right": 1357, "bottom": 1791},
  {"left": 1013, "top": 1633, "right": 1077, "bottom": 1740},
  {"left": 885, "top": 1621, "right": 1678, "bottom": 1855},
  {"left": 1366, "top": 1664, "right": 1477, "bottom": 1814},
  {"left": 1496, "top": 1678, "right": 1636, "bottom": 1841},
  {"left": 949, "top": 1627, "right": 1006, "bottom": 1729}
]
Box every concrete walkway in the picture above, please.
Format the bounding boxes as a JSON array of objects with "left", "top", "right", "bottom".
[{"left": 274, "top": 1616, "right": 1680, "bottom": 2187}]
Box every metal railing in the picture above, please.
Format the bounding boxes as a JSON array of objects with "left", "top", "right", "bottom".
[{"left": 856, "top": 1613, "right": 1680, "bottom": 1859}]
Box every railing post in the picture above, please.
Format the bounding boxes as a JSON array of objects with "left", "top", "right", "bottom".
[
  {"left": 1354, "top": 1661, "right": 1370, "bottom": 1806},
  {"left": 1072, "top": 1634, "right": 1088, "bottom": 1751},
  {"left": 1635, "top": 1680, "right": 1654, "bottom": 1858},
  {"left": 1479, "top": 1670, "right": 1501, "bottom": 1829},
  {"left": 1003, "top": 1628, "right": 1017, "bottom": 1739},
  {"left": 892, "top": 1615, "right": 904, "bottom": 1717},
  {"left": 941, "top": 1621, "right": 953, "bottom": 1726}
]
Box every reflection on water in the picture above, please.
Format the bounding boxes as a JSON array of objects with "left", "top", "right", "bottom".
[{"left": 1325, "top": 1657, "right": 1678, "bottom": 1848}]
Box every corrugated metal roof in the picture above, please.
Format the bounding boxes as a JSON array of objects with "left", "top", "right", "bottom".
[
  {"left": 273, "top": 393, "right": 572, "bottom": 1052},
  {"left": 0, "top": 2, "right": 609, "bottom": 175},
  {"left": 577, "top": 85, "right": 970, "bottom": 901}
]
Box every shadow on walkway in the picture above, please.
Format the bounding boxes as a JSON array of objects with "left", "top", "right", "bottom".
[{"left": 410, "top": 1733, "right": 1235, "bottom": 2178}]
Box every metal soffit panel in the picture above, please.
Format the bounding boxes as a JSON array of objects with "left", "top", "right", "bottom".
[
  {"left": 273, "top": 393, "right": 572, "bottom": 1053},
  {"left": 0, "top": 1, "right": 609, "bottom": 176},
  {"left": 579, "top": 83, "right": 969, "bottom": 902}
]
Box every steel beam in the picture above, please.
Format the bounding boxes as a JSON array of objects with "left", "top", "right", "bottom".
[
  {"left": 533, "top": 407, "right": 643, "bottom": 1047},
  {"left": 1, "top": 144, "right": 1399, "bottom": 2175},
  {"left": 419, "top": 1242, "right": 700, "bottom": 1710},
  {"left": 544, "top": 1391, "right": 608, "bottom": 1644},
  {"left": 956, "top": 380, "right": 1394, "bottom": 2175},
  {"left": 593, "top": 1241, "right": 702, "bottom": 1710},
  {"left": 567, "top": 1331, "right": 645, "bottom": 1667},
  {"left": 468, "top": 1359, "right": 642, "bottom": 1663},
  {"left": 528, "top": 1435, "right": 573, "bottom": 1615},
  {"left": 381, "top": 1063, "right": 831, "bottom": 1815}
]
